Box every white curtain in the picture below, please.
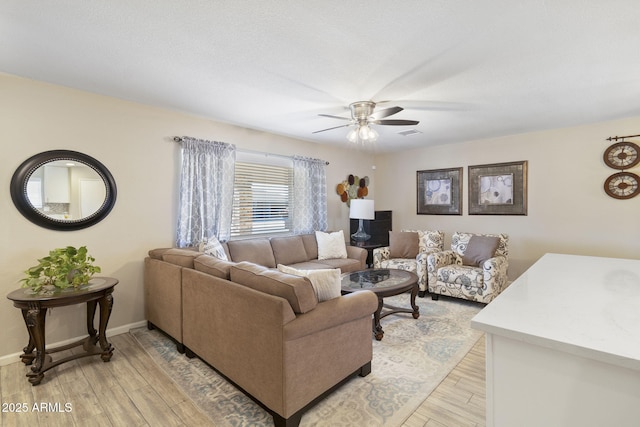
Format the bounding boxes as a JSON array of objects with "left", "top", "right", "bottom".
[
  {"left": 176, "top": 137, "right": 236, "bottom": 247},
  {"left": 292, "top": 155, "right": 328, "bottom": 234}
]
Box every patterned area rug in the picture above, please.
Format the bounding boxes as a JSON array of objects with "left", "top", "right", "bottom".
[{"left": 131, "top": 295, "right": 483, "bottom": 426}]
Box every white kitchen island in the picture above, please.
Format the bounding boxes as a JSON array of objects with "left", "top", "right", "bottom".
[{"left": 471, "top": 253, "right": 640, "bottom": 427}]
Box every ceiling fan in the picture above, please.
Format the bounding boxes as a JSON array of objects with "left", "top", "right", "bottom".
[{"left": 313, "top": 101, "right": 419, "bottom": 143}]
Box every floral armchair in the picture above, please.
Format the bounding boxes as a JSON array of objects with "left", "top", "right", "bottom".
[
  {"left": 373, "top": 229, "right": 444, "bottom": 297},
  {"left": 427, "top": 232, "right": 509, "bottom": 304}
]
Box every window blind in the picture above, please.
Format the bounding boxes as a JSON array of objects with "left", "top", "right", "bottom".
[{"left": 230, "top": 161, "right": 293, "bottom": 237}]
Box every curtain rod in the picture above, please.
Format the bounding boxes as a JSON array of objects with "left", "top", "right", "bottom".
[{"left": 173, "top": 136, "right": 329, "bottom": 165}]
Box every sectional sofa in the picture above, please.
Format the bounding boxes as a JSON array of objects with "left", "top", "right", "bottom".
[{"left": 143, "top": 233, "right": 376, "bottom": 426}]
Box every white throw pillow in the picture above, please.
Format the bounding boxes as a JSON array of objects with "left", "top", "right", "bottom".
[
  {"left": 315, "top": 230, "right": 348, "bottom": 260},
  {"left": 277, "top": 264, "right": 342, "bottom": 302},
  {"left": 199, "top": 236, "right": 228, "bottom": 261}
]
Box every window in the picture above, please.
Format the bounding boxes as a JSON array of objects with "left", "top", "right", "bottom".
[{"left": 230, "top": 156, "right": 293, "bottom": 238}]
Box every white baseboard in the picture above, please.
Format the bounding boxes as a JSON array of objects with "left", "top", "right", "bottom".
[{"left": 0, "top": 320, "right": 148, "bottom": 367}]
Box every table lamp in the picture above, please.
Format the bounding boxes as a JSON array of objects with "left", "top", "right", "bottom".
[{"left": 349, "top": 199, "right": 375, "bottom": 242}]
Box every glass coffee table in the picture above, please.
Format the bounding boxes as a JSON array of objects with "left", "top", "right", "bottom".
[{"left": 341, "top": 268, "right": 419, "bottom": 340}]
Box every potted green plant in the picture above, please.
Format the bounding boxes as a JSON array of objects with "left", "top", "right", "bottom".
[{"left": 21, "top": 246, "right": 101, "bottom": 294}]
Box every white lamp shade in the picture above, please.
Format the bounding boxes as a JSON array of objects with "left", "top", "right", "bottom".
[{"left": 349, "top": 199, "right": 375, "bottom": 220}]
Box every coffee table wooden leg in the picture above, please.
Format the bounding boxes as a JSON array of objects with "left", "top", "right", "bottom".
[
  {"left": 410, "top": 285, "right": 420, "bottom": 319},
  {"left": 373, "top": 297, "right": 384, "bottom": 340}
]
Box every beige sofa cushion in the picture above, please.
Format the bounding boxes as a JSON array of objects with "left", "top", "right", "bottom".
[
  {"left": 300, "top": 234, "right": 319, "bottom": 259},
  {"left": 277, "top": 264, "right": 341, "bottom": 302},
  {"left": 312, "top": 258, "right": 362, "bottom": 273},
  {"left": 161, "top": 248, "right": 201, "bottom": 268},
  {"left": 389, "top": 231, "right": 419, "bottom": 258},
  {"left": 226, "top": 239, "right": 277, "bottom": 268},
  {"left": 315, "top": 230, "right": 348, "bottom": 260},
  {"left": 194, "top": 254, "right": 234, "bottom": 279},
  {"left": 230, "top": 262, "right": 318, "bottom": 314},
  {"left": 461, "top": 235, "right": 500, "bottom": 266},
  {"left": 148, "top": 248, "right": 172, "bottom": 260},
  {"left": 270, "top": 235, "right": 309, "bottom": 265}
]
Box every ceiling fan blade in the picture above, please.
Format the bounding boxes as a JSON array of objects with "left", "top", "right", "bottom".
[
  {"left": 312, "top": 124, "right": 353, "bottom": 134},
  {"left": 373, "top": 119, "right": 420, "bottom": 126},
  {"left": 369, "top": 106, "right": 403, "bottom": 119},
  {"left": 318, "top": 113, "right": 351, "bottom": 121},
  {"left": 395, "top": 100, "right": 474, "bottom": 111}
]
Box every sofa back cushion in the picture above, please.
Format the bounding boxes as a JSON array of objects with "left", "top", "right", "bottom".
[
  {"left": 148, "top": 248, "right": 172, "bottom": 260},
  {"left": 226, "top": 238, "right": 277, "bottom": 268},
  {"left": 230, "top": 262, "right": 318, "bottom": 314},
  {"left": 161, "top": 248, "right": 201, "bottom": 268},
  {"left": 389, "top": 231, "right": 419, "bottom": 258},
  {"left": 300, "top": 234, "right": 319, "bottom": 259},
  {"left": 194, "top": 254, "right": 234, "bottom": 280},
  {"left": 270, "top": 235, "right": 309, "bottom": 265},
  {"left": 452, "top": 232, "right": 509, "bottom": 259},
  {"left": 401, "top": 229, "right": 445, "bottom": 253},
  {"left": 461, "top": 235, "right": 501, "bottom": 267}
]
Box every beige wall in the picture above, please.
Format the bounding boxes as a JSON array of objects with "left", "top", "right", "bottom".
[
  {"left": 0, "top": 73, "right": 375, "bottom": 361},
  {"left": 3, "top": 71, "right": 639, "bottom": 362},
  {"left": 374, "top": 116, "right": 640, "bottom": 279}
]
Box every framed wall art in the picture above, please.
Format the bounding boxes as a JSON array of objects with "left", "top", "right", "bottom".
[
  {"left": 468, "top": 161, "right": 528, "bottom": 215},
  {"left": 417, "top": 167, "right": 462, "bottom": 215}
]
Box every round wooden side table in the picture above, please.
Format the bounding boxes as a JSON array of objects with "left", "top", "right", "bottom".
[{"left": 7, "top": 277, "right": 118, "bottom": 385}]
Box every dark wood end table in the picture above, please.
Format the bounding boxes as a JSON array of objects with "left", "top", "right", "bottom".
[
  {"left": 341, "top": 269, "right": 419, "bottom": 340},
  {"left": 350, "top": 241, "right": 384, "bottom": 267},
  {"left": 7, "top": 277, "right": 118, "bottom": 385}
]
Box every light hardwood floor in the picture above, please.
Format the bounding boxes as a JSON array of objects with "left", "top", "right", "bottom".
[
  {"left": 402, "top": 337, "right": 486, "bottom": 427},
  {"left": 0, "top": 333, "right": 485, "bottom": 426}
]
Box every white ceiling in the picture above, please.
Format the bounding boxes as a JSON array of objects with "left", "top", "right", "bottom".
[{"left": 2, "top": 1, "right": 640, "bottom": 152}]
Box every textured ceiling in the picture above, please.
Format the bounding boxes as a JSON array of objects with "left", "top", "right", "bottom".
[{"left": 2, "top": 1, "right": 640, "bottom": 152}]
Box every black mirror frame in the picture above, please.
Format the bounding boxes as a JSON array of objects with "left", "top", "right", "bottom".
[{"left": 10, "top": 150, "right": 117, "bottom": 231}]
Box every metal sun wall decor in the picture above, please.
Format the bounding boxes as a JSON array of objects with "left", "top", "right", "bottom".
[
  {"left": 603, "top": 135, "right": 640, "bottom": 199},
  {"left": 336, "top": 174, "right": 369, "bottom": 206}
]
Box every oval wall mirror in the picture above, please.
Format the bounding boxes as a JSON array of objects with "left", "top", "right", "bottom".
[{"left": 10, "top": 150, "right": 117, "bottom": 231}]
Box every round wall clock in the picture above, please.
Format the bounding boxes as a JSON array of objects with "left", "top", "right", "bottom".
[
  {"left": 604, "top": 172, "right": 640, "bottom": 199},
  {"left": 603, "top": 141, "right": 640, "bottom": 170}
]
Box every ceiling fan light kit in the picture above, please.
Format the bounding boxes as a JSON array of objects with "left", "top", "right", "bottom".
[
  {"left": 315, "top": 100, "right": 420, "bottom": 145},
  {"left": 347, "top": 125, "right": 378, "bottom": 144}
]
